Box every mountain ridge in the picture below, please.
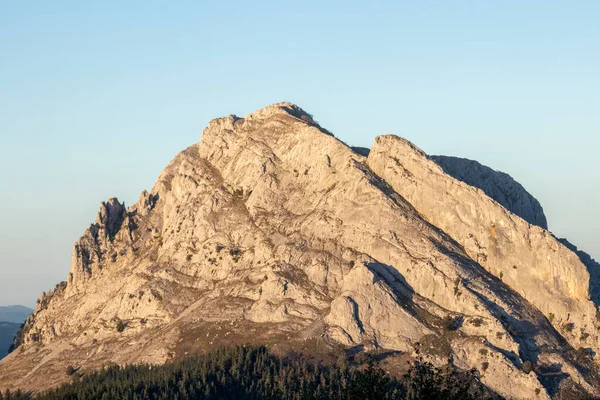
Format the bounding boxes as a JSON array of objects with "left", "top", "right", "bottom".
[
  {"left": 430, "top": 155, "right": 548, "bottom": 230},
  {"left": 1, "top": 103, "right": 598, "bottom": 399}
]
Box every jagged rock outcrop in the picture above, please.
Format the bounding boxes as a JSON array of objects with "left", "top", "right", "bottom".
[
  {"left": 69, "top": 198, "right": 132, "bottom": 283},
  {"left": 1, "top": 103, "right": 598, "bottom": 399},
  {"left": 430, "top": 155, "right": 548, "bottom": 229}
]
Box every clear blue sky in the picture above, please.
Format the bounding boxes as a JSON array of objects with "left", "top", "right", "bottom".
[{"left": 1, "top": 1, "right": 598, "bottom": 306}]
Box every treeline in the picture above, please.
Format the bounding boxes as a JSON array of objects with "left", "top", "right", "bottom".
[{"left": 0, "top": 345, "right": 493, "bottom": 400}]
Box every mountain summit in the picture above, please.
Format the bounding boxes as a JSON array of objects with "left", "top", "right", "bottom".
[{"left": 1, "top": 103, "right": 598, "bottom": 399}]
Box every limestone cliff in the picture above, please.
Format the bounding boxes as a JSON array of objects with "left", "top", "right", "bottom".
[
  {"left": 369, "top": 136, "right": 599, "bottom": 351},
  {"left": 1, "top": 103, "right": 598, "bottom": 399},
  {"left": 430, "top": 155, "right": 548, "bottom": 229}
]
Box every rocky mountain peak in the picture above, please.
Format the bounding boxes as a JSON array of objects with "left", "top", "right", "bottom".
[
  {"left": 201, "top": 102, "right": 332, "bottom": 154},
  {"left": 2, "top": 103, "right": 599, "bottom": 399},
  {"left": 245, "top": 101, "right": 313, "bottom": 121}
]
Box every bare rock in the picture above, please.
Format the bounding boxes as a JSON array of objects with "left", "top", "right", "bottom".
[
  {"left": 430, "top": 155, "right": 548, "bottom": 229},
  {"left": 368, "top": 135, "right": 599, "bottom": 357},
  {"left": 1, "top": 103, "right": 598, "bottom": 399}
]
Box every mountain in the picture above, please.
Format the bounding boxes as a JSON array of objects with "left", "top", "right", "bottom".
[
  {"left": 0, "top": 306, "right": 32, "bottom": 324},
  {"left": 0, "top": 306, "right": 31, "bottom": 359},
  {"left": 1, "top": 103, "right": 598, "bottom": 399},
  {"left": 0, "top": 322, "right": 21, "bottom": 359}
]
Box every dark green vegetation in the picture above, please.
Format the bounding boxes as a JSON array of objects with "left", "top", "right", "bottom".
[
  {"left": 0, "top": 322, "right": 21, "bottom": 359},
  {"left": 0, "top": 346, "right": 492, "bottom": 400}
]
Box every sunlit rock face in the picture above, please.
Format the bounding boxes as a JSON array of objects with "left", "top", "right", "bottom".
[
  {"left": 1, "top": 103, "right": 598, "bottom": 399},
  {"left": 430, "top": 155, "right": 548, "bottom": 229}
]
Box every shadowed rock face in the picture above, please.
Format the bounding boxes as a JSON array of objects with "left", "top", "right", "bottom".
[
  {"left": 350, "top": 146, "right": 371, "bottom": 157},
  {"left": 1, "top": 103, "right": 598, "bottom": 399},
  {"left": 369, "top": 136, "right": 598, "bottom": 354},
  {"left": 430, "top": 156, "right": 548, "bottom": 229},
  {"left": 0, "top": 322, "right": 20, "bottom": 359},
  {"left": 427, "top": 155, "right": 600, "bottom": 312},
  {"left": 557, "top": 237, "right": 600, "bottom": 306}
]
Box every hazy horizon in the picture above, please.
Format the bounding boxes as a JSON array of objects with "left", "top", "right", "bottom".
[{"left": 1, "top": 2, "right": 598, "bottom": 306}]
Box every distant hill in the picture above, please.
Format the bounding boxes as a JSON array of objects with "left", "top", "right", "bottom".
[
  {"left": 0, "top": 321, "right": 21, "bottom": 359},
  {"left": 0, "top": 305, "right": 32, "bottom": 324}
]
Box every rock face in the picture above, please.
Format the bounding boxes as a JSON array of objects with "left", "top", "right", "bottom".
[
  {"left": 0, "top": 306, "right": 32, "bottom": 324},
  {"left": 368, "top": 136, "right": 599, "bottom": 352},
  {"left": 1, "top": 103, "right": 598, "bottom": 399},
  {"left": 430, "top": 156, "right": 548, "bottom": 229}
]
